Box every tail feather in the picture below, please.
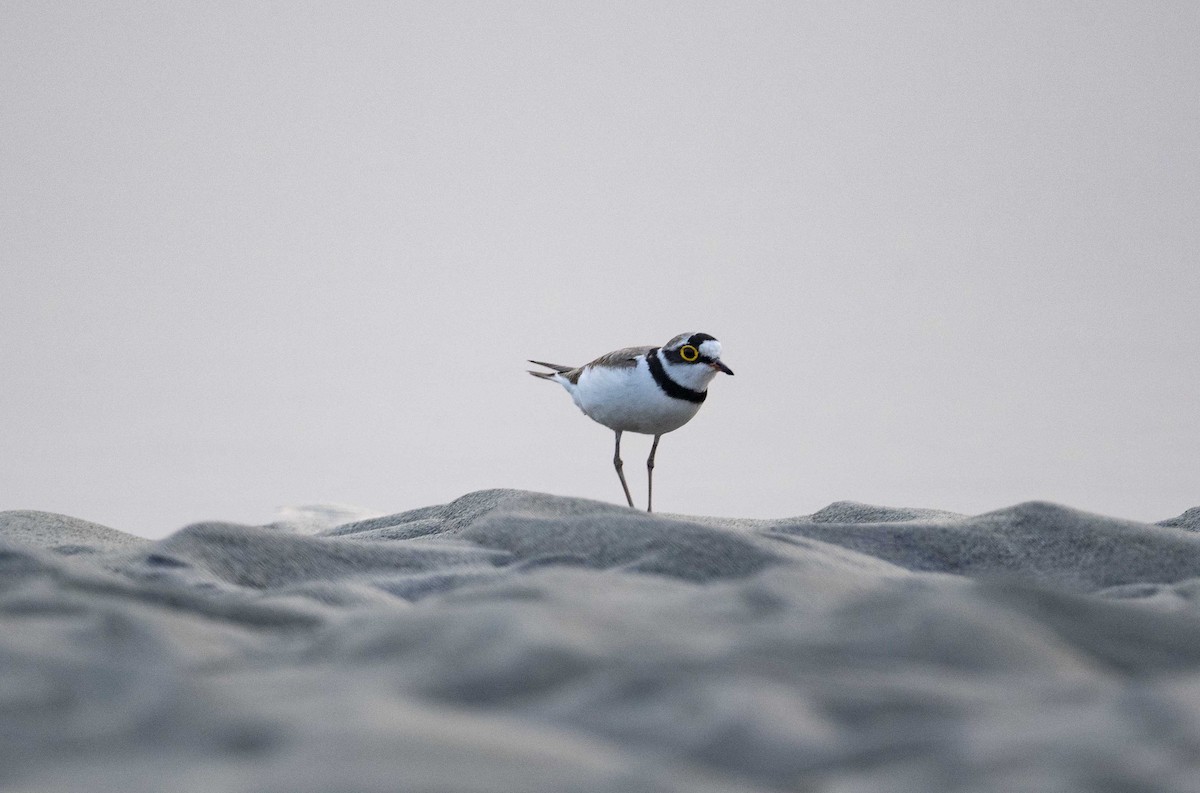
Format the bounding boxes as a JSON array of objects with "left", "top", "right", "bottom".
[
  {"left": 528, "top": 359, "right": 574, "bottom": 380},
  {"left": 528, "top": 359, "right": 573, "bottom": 373}
]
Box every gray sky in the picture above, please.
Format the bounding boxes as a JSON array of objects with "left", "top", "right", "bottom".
[{"left": 3, "top": 2, "right": 1198, "bottom": 538}]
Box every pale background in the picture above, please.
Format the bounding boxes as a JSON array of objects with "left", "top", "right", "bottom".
[{"left": 3, "top": 2, "right": 1197, "bottom": 538}]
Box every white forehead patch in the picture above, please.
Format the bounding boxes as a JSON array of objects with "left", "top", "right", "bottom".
[{"left": 698, "top": 339, "right": 722, "bottom": 359}]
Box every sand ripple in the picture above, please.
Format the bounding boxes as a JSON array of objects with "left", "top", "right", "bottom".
[{"left": 3, "top": 490, "right": 1200, "bottom": 792}]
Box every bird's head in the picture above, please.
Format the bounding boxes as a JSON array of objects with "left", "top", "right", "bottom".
[{"left": 660, "top": 332, "right": 734, "bottom": 389}]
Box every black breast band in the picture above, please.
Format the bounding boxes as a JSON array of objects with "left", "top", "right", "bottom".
[{"left": 646, "top": 348, "right": 707, "bottom": 404}]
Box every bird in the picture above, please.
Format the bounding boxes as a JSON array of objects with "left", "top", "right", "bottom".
[{"left": 528, "top": 332, "right": 733, "bottom": 512}]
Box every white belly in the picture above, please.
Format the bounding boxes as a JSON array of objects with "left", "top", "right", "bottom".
[{"left": 568, "top": 361, "right": 702, "bottom": 434}]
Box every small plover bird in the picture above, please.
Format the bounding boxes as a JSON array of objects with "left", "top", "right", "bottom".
[{"left": 528, "top": 332, "right": 733, "bottom": 511}]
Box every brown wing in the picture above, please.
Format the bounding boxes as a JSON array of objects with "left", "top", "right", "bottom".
[
  {"left": 532, "top": 346, "right": 651, "bottom": 385},
  {"left": 587, "top": 346, "right": 653, "bottom": 368},
  {"left": 564, "top": 345, "right": 653, "bottom": 384}
]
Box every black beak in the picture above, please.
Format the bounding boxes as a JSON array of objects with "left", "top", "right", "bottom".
[{"left": 710, "top": 360, "right": 734, "bottom": 376}]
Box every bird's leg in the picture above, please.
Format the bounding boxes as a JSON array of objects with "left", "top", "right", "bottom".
[
  {"left": 613, "top": 431, "right": 635, "bottom": 508},
  {"left": 646, "top": 434, "right": 661, "bottom": 512}
]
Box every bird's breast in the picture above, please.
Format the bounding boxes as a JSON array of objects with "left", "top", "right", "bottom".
[{"left": 571, "top": 361, "right": 703, "bottom": 434}]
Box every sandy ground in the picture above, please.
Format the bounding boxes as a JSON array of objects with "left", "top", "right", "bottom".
[{"left": 3, "top": 490, "right": 1200, "bottom": 792}]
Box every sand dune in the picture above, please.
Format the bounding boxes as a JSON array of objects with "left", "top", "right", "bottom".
[{"left": 3, "top": 491, "right": 1200, "bottom": 792}]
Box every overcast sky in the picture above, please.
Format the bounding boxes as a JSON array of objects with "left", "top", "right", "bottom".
[{"left": 3, "top": 2, "right": 1197, "bottom": 538}]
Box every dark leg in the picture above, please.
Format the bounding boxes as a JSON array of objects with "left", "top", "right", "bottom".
[
  {"left": 646, "top": 434, "right": 661, "bottom": 512},
  {"left": 613, "top": 431, "right": 634, "bottom": 508}
]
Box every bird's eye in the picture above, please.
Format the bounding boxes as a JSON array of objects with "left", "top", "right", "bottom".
[{"left": 679, "top": 345, "right": 699, "bottom": 362}]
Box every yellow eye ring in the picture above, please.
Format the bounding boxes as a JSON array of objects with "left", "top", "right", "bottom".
[{"left": 680, "top": 345, "right": 699, "bottom": 362}]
